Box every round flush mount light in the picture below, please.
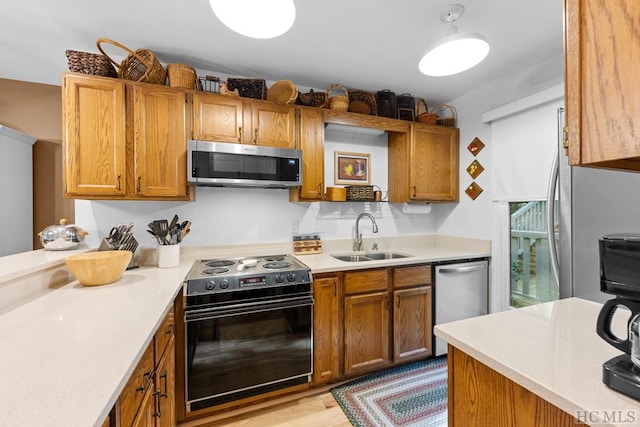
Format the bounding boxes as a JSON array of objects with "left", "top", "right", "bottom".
[
  {"left": 418, "top": 4, "right": 490, "bottom": 77},
  {"left": 209, "top": 0, "right": 296, "bottom": 39}
]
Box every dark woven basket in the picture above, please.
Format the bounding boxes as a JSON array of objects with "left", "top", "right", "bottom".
[
  {"left": 348, "top": 90, "right": 377, "bottom": 115},
  {"left": 297, "top": 89, "right": 327, "bottom": 108},
  {"left": 346, "top": 185, "right": 374, "bottom": 201},
  {"left": 65, "top": 50, "right": 117, "bottom": 78}
]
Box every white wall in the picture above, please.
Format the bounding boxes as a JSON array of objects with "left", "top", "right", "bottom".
[{"left": 76, "top": 130, "right": 436, "bottom": 249}]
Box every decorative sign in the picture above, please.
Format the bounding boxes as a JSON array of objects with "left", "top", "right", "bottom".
[
  {"left": 334, "top": 151, "right": 371, "bottom": 185},
  {"left": 466, "top": 160, "right": 484, "bottom": 179},
  {"left": 467, "top": 137, "right": 485, "bottom": 156},
  {"left": 465, "top": 182, "right": 483, "bottom": 200}
]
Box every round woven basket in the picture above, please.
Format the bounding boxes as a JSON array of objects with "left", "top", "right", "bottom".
[
  {"left": 348, "top": 90, "right": 377, "bottom": 115},
  {"left": 326, "top": 84, "right": 349, "bottom": 111},
  {"left": 267, "top": 80, "right": 298, "bottom": 104},
  {"left": 434, "top": 104, "right": 457, "bottom": 127},
  {"left": 96, "top": 38, "right": 166, "bottom": 85},
  {"left": 416, "top": 99, "right": 438, "bottom": 124},
  {"left": 166, "top": 63, "right": 197, "bottom": 89}
]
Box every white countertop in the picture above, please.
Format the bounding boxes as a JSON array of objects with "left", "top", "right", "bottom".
[
  {"left": 434, "top": 298, "right": 640, "bottom": 427},
  {"left": 0, "top": 234, "right": 489, "bottom": 427},
  {"left": 0, "top": 258, "right": 192, "bottom": 427}
]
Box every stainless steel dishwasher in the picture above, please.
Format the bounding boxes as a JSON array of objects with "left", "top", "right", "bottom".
[{"left": 434, "top": 259, "right": 489, "bottom": 356}]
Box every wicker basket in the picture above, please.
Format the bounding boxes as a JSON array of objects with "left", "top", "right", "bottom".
[
  {"left": 326, "top": 84, "right": 349, "bottom": 111},
  {"left": 267, "top": 80, "right": 298, "bottom": 104},
  {"left": 166, "top": 63, "right": 197, "bottom": 89},
  {"left": 96, "top": 38, "right": 166, "bottom": 85},
  {"left": 65, "top": 49, "right": 117, "bottom": 78},
  {"left": 434, "top": 104, "right": 457, "bottom": 127},
  {"left": 416, "top": 99, "right": 438, "bottom": 124},
  {"left": 346, "top": 185, "right": 374, "bottom": 201},
  {"left": 297, "top": 89, "right": 327, "bottom": 108},
  {"left": 348, "top": 90, "right": 377, "bottom": 115}
]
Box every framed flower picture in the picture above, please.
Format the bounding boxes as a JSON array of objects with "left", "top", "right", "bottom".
[{"left": 334, "top": 151, "right": 371, "bottom": 185}]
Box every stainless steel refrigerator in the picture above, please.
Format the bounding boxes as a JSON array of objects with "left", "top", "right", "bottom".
[{"left": 550, "top": 108, "right": 640, "bottom": 303}]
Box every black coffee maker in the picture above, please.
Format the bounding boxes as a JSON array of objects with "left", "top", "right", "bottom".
[{"left": 597, "top": 233, "right": 640, "bottom": 400}]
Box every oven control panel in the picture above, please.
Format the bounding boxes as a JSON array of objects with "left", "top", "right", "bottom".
[{"left": 240, "top": 276, "right": 267, "bottom": 288}]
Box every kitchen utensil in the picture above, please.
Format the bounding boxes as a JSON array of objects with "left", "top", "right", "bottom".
[
  {"left": 38, "top": 218, "right": 89, "bottom": 250},
  {"left": 153, "top": 219, "right": 169, "bottom": 245},
  {"left": 169, "top": 214, "right": 179, "bottom": 231},
  {"left": 65, "top": 250, "right": 131, "bottom": 286},
  {"left": 237, "top": 258, "right": 258, "bottom": 271}
]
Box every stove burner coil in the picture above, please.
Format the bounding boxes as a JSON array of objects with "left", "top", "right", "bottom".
[
  {"left": 205, "top": 260, "right": 235, "bottom": 268},
  {"left": 202, "top": 267, "right": 230, "bottom": 275},
  {"left": 264, "top": 256, "right": 285, "bottom": 262},
  {"left": 263, "top": 261, "right": 291, "bottom": 270}
]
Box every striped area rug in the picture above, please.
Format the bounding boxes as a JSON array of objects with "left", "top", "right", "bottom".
[{"left": 331, "top": 356, "right": 448, "bottom": 427}]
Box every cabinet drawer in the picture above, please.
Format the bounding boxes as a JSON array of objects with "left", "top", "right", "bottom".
[
  {"left": 393, "top": 265, "right": 432, "bottom": 288},
  {"left": 344, "top": 269, "right": 388, "bottom": 294},
  {"left": 118, "top": 341, "right": 155, "bottom": 427},
  {"left": 154, "top": 307, "right": 175, "bottom": 361}
]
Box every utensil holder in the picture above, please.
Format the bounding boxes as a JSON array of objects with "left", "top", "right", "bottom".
[{"left": 158, "top": 244, "right": 180, "bottom": 268}]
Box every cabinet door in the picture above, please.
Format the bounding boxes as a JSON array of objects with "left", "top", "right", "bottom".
[
  {"left": 313, "top": 276, "right": 341, "bottom": 384},
  {"left": 394, "top": 286, "right": 432, "bottom": 363},
  {"left": 132, "top": 85, "right": 189, "bottom": 197},
  {"left": 410, "top": 124, "right": 459, "bottom": 201},
  {"left": 250, "top": 102, "right": 295, "bottom": 148},
  {"left": 291, "top": 108, "right": 324, "bottom": 201},
  {"left": 132, "top": 389, "right": 155, "bottom": 427},
  {"left": 192, "top": 93, "right": 244, "bottom": 143},
  {"left": 565, "top": 0, "right": 640, "bottom": 169},
  {"left": 344, "top": 291, "right": 390, "bottom": 376},
  {"left": 63, "top": 74, "right": 126, "bottom": 197},
  {"left": 154, "top": 340, "right": 176, "bottom": 427},
  {"left": 118, "top": 342, "right": 155, "bottom": 427}
]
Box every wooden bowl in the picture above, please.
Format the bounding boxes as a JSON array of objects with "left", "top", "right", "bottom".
[{"left": 65, "top": 251, "right": 132, "bottom": 286}]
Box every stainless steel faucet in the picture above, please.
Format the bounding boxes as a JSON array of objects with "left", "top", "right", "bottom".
[{"left": 353, "top": 213, "right": 379, "bottom": 251}]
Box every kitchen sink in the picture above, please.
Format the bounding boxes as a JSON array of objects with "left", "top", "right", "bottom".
[
  {"left": 331, "top": 252, "right": 413, "bottom": 262},
  {"left": 364, "top": 252, "right": 411, "bottom": 260}
]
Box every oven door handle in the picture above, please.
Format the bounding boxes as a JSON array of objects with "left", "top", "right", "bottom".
[{"left": 186, "top": 295, "right": 314, "bottom": 322}]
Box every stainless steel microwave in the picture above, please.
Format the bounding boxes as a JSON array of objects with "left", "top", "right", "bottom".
[{"left": 187, "top": 140, "right": 302, "bottom": 188}]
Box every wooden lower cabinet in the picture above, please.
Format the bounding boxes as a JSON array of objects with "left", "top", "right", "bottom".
[
  {"left": 340, "top": 265, "right": 433, "bottom": 378},
  {"left": 448, "top": 346, "right": 583, "bottom": 426},
  {"left": 113, "top": 305, "right": 176, "bottom": 427},
  {"left": 313, "top": 275, "right": 341, "bottom": 384},
  {"left": 393, "top": 286, "right": 432, "bottom": 363},
  {"left": 344, "top": 291, "right": 391, "bottom": 376}
]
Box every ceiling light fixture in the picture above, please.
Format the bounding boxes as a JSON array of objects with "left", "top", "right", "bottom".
[
  {"left": 209, "top": 0, "right": 296, "bottom": 39},
  {"left": 418, "top": 4, "right": 490, "bottom": 77}
]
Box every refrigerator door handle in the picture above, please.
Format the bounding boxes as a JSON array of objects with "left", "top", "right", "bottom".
[{"left": 547, "top": 135, "right": 561, "bottom": 290}]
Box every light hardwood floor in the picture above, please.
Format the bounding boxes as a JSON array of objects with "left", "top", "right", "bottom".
[{"left": 179, "top": 391, "right": 351, "bottom": 427}]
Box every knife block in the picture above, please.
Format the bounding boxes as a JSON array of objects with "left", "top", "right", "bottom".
[{"left": 98, "top": 237, "right": 138, "bottom": 270}]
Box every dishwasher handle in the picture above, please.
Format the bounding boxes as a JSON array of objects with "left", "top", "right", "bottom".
[{"left": 437, "top": 263, "right": 486, "bottom": 274}]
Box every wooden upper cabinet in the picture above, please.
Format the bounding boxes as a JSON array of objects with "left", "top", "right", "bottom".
[
  {"left": 62, "top": 73, "right": 192, "bottom": 201},
  {"left": 132, "top": 85, "right": 188, "bottom": 197},
  {"left": 388, "top": 124, "right": 459, "bottom": 203},
  {"left": 290, "top": 107, "right": 324, "bottom": 201},
  {"left": 192, "top": 92, "right": 295, "bottom": 148},
  {"left": 251, "top": 101, "right": 295, "bottom": 148},
  {"left": 565, "top": 0, "right": 640, "bottom": 170},
  {"left": 63, "top": 73, "right": 126, "bottom": 197},
  {"left": 192, "top": 92, "right": 244, "bottom": 143}
]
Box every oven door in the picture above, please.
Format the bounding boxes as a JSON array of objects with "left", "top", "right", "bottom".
[{"left": 185, "top": 294, "right": 313, "bottom": 411}]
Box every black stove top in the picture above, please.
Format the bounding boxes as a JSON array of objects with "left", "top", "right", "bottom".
[{"left": 184, "top": 254, "right": 311, "bottom": 296}]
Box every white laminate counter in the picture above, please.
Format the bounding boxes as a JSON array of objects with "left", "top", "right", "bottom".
[
  {"left": 293, "top": 234, "right": 490, "bottom": 273},
  {"left": 0, "top": 233, "right": 489, "bottom": 427},
  {"left": 434, "top": 297, "right": 640, "bottom": 427},
  {"left": 0, "top": 255, "right": 192, "bottom": 427}
]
